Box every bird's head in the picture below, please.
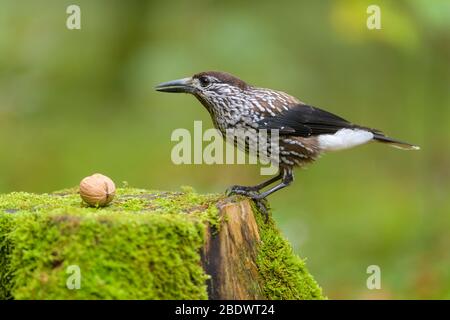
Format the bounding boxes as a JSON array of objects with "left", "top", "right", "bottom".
[{"left": 155, "top": 71, "right": 249, "bottom": 109}]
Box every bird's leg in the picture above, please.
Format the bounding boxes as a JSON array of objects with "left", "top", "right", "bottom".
[
  {"left": 226, "top": 172, "right": 283, "bottom": 196},
  {"left": 226, "top": 169, "right": 293, "bottom": 221},
  {"left": 251, "top": 169, "right": 294, "bottom": 200},
  {"left": 250, "top": 169, "right": 294, "bottom": 221}
]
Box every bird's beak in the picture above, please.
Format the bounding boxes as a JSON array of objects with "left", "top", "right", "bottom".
[{"left": 155, "top": 77, "right": 194, "bottom": 93}]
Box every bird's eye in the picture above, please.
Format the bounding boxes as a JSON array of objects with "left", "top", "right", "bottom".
[{"left": 199, "top": 76, "right": 210, "bottom": 87}]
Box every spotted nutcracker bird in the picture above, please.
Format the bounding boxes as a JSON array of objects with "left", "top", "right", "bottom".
[{"left": 156, "top": 71, "right": 419, "bottom": 205}]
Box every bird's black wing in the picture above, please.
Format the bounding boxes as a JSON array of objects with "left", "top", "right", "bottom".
[
  {"left": 257, "top": 104, "right": 365, "bottom": 137},
  {"left": 256, "top": 104, "right": 420, "bottom": 149}
]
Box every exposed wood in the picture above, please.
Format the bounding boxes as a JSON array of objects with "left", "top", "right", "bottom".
[{"left": 201, "top": 198, "right": 266, "bottom": 300}]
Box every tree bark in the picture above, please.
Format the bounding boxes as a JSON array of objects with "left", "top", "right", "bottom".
[{"left": 201, "top": 198, "right": 266, "bottom": 300}]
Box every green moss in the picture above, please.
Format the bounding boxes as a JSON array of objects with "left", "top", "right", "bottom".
[
  {"left": 0, "top": 213, "right": 14, "bottom": 299},
  {"left": 253, "top": 203, "right": 324, "bottom": 300},
  {"left": 0, "top": 188, "right": 218, "bottom": 299},
  {"left": 0, "top": 187, "right": 323, "bottom": 300}
]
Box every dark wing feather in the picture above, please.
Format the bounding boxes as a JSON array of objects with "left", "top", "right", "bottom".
[
  {"left": 257, "top": 104, "right": 371, "bottom": 137},
  {"left": 256, "top": 103, "right": 420, "bottom": 150}
]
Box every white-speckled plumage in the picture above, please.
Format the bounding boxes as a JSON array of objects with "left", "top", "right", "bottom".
[{"left": 156, "top": 71, "right": 419, "bottom": 200}]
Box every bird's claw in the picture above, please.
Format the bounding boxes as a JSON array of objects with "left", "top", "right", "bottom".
[
  {"left": 225, "top": 186, "right": 270, "bottom": 222},
  {"left": 253, "top": 198, "right": 270, "bottom": 222},
  {"left": 226, "top": 185, "right": 258, "bottom": 197}
]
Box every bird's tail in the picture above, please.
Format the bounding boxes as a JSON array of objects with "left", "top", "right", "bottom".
[{"left": 372, "top": 133, "right": 420, "bottom": 151}]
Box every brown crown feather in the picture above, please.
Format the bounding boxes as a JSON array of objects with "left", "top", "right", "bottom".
[{"left": 193, "top": 71, "right": 249, "bottom": 90}]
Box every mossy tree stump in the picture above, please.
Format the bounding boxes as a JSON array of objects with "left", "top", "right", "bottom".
[
  {"left": 202, "top": 199, "right": 264, "bottom": 299},
  {"left": 0, "top": 187, "right": 323, "bottom": 300}
]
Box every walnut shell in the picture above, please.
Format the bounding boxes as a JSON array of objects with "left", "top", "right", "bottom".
[{"left": 79, "top": 173, "right": 116, "bottom": 207}]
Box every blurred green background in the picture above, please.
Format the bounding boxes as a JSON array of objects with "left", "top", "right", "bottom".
[{"left": 0, "top": 0, "right": 449, "bottom": 299}]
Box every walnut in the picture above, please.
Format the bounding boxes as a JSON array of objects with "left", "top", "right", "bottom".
[{"left": 79, "top": 173, "right": 116, "bottom": 207}]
